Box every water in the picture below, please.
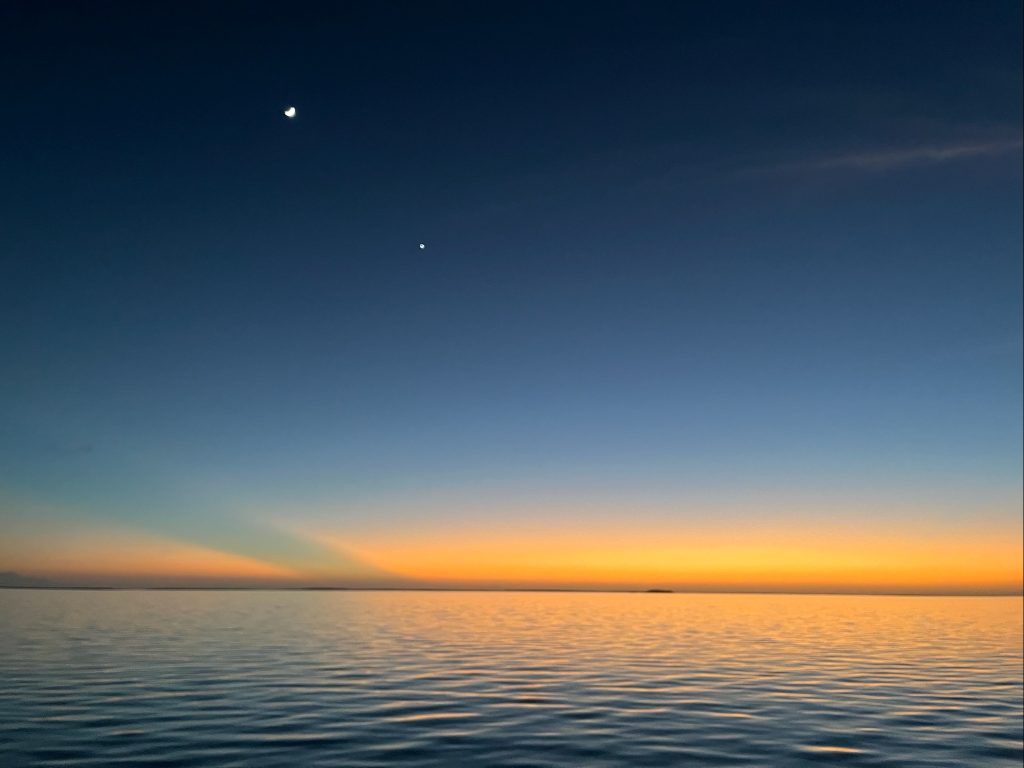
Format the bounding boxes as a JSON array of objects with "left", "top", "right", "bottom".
[{"left": 0, "top": 590, "right": 1020, "bottom": 767}]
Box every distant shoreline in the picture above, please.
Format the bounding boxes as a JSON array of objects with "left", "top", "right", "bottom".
[{"left": 1, "top": 585, "right": 1020, "bottom": 597}]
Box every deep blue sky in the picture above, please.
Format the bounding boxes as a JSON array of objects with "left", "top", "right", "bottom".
[{"left": 1, "top": 2, "right": 1021, "bottom": 587}]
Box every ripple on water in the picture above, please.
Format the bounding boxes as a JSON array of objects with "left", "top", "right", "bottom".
[{"left": 0, "top": 591, "right": 1021, "bottom": 767}]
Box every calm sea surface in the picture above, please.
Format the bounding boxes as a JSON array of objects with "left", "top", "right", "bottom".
[{"left": 0, "top": 590, "right": 1021, "bottom": 767}]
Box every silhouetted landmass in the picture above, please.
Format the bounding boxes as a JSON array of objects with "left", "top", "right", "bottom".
[
  {"left": 0, "top": 571, "right": 52, "bottom": 588},
  {"left": 0, "top": 578, "right": 1018, "bottom": 597},
  {"left": 297, "top": 586, "right": 350, "bottom": 591}
]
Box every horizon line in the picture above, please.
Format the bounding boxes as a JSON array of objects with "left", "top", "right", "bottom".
[{"left": 2, "top": 585, "right": 1021, "bottom": 598}]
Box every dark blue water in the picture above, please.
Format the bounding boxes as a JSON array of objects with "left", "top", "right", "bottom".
[{"left": 1, "top": 590, "right": 1021, "bottom": 766}]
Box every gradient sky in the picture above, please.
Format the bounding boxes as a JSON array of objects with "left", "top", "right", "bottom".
[{"left": 1, "top": 1, "right": 1021, "bottom": 593}]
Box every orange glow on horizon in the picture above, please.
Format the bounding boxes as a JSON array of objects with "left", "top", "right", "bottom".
[
  {"left": 4, "top": 507, "right": 1021, "bottom": 593},
  {"left": 3, "top": 529, "right": 296, "bottom": 581},
  {"left": 312, "top": 518, "right": 1024, "bottom": 593}
]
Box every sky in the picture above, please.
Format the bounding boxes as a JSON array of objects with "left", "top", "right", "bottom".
[{"left": 1, "top": 1, "right": 1021, "bottom": 593}]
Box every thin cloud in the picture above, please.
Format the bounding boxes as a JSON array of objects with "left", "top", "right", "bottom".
[{"left": 766, "top": 138, "right": 1023, "bottom": 174}]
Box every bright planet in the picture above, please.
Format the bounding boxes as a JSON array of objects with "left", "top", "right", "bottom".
[{"left": 283, "top": 106, "right": 296, "bottom": 118}]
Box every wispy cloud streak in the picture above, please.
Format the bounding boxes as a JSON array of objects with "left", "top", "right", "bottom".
[{"left": 768, "top": 138, "right": 1022, "bottom": 174}]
